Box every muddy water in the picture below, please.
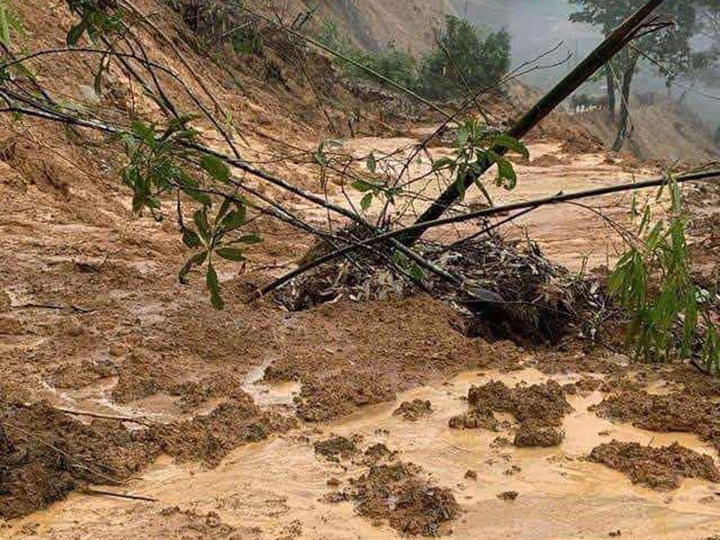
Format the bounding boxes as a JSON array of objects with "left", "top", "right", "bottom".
[
  {"left": 6, "top": 369, "right": 720, "bottom": 540},
  {"left": 338, "top": 134, "right": 661, "bottom": 271}
]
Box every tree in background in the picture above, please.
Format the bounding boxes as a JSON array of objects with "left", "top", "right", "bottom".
[
  {"left": 569, "top": 0, "right": 702, "bottom": 151},
  {"left": 418, "top": 15, "right": 511, "bottom": 100}
]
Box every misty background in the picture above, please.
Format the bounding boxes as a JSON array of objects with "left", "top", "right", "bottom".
[{"left": 450, "top": 0, "right": 720, "bottom": 130}]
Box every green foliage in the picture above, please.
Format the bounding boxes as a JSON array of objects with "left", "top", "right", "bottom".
[
  {"left": 609, "top": 178, "right": 720, "bottom": 373},
  {"left": 315, "top": 20, "right": 418, "bottom": 90},
  {"left": 431, "top": 119, "right": 529, "bottom": 200},
  {"left": 0, "top": 0, "right": 24, "bottom": 47},
  {"left": 569, "top": 0, "right": 709, "bottom": 83},
  {"left": 121, "top": 117, "right": 258, "bottom": 310},
  {"left": 418, "top": 16, "right": 511, "bottom": 100},
  {"left": 314, "top": 15, "right": 510, "bottom": 100},
  {"left": 65, "top": 0, "right": 124, "bottom": 46}
]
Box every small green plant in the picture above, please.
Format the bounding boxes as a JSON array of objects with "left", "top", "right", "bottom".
[
  {"left": 609, "top": 177, "right": 720, "bottom": 373},
  {"left": 0, "top": 0, "right": 24, "bottom": 47},
  {"left": 121, "top": 117, "right": 260, "bottom": 309},
  {"left": 431, "top": 119, "right": 529, "bottom": 201},
  {"left": 65, "top": 0, "right": 124, "bottom": 46}
]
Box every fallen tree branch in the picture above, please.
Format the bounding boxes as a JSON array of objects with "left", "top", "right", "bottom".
[
  {"left": 259, "top": 169, "right": 720, "bottom": 295},
  {"left": 404, "top": 0, "right": 669, "bottom": 244},
  {"left": 83, "top": 487, "right": 157, "bottom": 502}
]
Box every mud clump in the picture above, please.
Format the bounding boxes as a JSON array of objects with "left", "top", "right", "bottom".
[
  {"left": 513, "top": 423, "right": 564, "bottom": 448},
  {"left": 171, "top": 373, "right": 248, "bottom": 412},
  {"left": 346, "top": 461, "right": 460, "bottom": 536},
  {"left": 589, "top": 441, "right": 720, "bottom": 490},
  {"left": 49, "top": 359, "right": 117, "bottom": 389},
  {"left": 448, "top": 406, "right": 499, "bottom": 431},
  {"left": 152, "top": 391, "right": 296, "bottom": 467},
  {"left": 393, "top": 399, "right": 433, "bottom": 421},
  {"left": 293, "top": 370, "right": 395, "bottom": 422},
  {"left": 593, "top": 389, "right": 720, "bottom": 451},
  {"left": 314, "top": 436, "right": 358, "bottom": 462},
  {"left": 451, "top": 380, "right": 571, "bottom": 447},
  {"left": 497, "top": 490, "right": 519, "bottom": 501},
  {"left": 0, "top": 400, "right": 157, "bottom": 519}
]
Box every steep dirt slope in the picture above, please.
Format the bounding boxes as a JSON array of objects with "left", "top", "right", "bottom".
[{"left": 319, "top": 0, "right": 455, "bottom": 53}]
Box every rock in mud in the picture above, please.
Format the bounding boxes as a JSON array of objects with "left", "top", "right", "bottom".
[
  {"left": 393, "top": 399, "right": 433, "bottom": 421},
  {"left": 345, "top": 461, "right": 460, "bottom": 537},
  {"left": 293, "top": 370, "right": 395, "bottom": 423},
  {"left": 448, "top": 406, "right": 499, "bottom": 431},
  {"left": 589, "top": 441, "right": 720, "bottom": 490}
]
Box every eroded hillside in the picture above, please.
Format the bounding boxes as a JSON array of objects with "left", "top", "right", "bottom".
[{"left": 1, "top": 1, "right": 720, "bottom": 539}]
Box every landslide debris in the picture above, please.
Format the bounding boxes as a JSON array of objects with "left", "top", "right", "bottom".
[
  {"left": 450, "top": 380, "right": 572, "bottom": 447},
  {"left": 152, "top": 391, "right": 296, "bottom": 467},
  {"left": 0, "top": 399, "right": 157, "bottom": 520},
  {"left": 593, "top": 389, "right": 720, "bottom": 452},
  {"left": 393, "top": 399, "right": 433, "bottom": 421},
  {"left": 589, "top": 441, "right": 720, "bottom": 490},
  {"left": 346, "top": 461, "right": 460, "bottom": 536}
]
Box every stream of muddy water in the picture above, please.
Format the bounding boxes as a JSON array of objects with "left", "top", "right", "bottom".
[{"left": 5, "top": 368, "right": 720, "bottom": 540}]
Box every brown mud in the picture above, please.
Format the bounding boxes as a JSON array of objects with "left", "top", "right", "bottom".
[
  {"left": 589, "top": 441, "right": 720, "bottom": 490},
  {"left": 1, "top": 0, "right": 719, "bottom": 536},
  {"left": 450, "top": 380, "right": 572, "bottom": 448}
]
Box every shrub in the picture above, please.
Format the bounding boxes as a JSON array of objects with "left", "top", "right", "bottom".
[
  {"left": 609, "top": 179, "right": 720, "bottom": 373},
  {"left": 314, "top": 15, "right": 510, "bottom": 101},
  {"left": 417, "top": 15, "right": 511, "bottom": 99}
]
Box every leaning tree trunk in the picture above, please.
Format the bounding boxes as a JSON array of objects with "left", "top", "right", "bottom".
[
  {"left": 612, "top": 57, "right": 638, "bottom": 152},
  {"left": 605, "top": 65, "right": 616, "bottom": 119}
]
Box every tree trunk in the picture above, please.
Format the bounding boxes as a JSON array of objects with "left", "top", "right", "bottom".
[
  {"left": 612, "top": 57, "right": 638, "bottom": 152},
  {"left": 605, "top": 65, "right": 616, "bottom": 119}
]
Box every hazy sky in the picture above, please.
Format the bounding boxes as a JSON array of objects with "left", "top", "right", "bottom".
[{"left": 452, "top": 0, "right": 720, "bottom": 128}]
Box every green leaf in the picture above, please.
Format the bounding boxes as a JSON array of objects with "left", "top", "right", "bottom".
[
  {"left": 432, "top": 156, "right": 455, "bottom": 172},
  {"left": 131, "top": 120, "right": 156, "bottom": 146},
  {"left": 366, "top": 152, "right": 376, "bottom": 173},
  {"left": 206, "top": 263, "right": 225, "bottom": 310},
  {"left": 409, "top": 264, "right": 424, "bottom": 281},
  {"left": 360, "top": 192, "right": 373, "bottom": 211},
  {"left": 216, "top": 247, "right": 246, "bottom": 261},
  {"left": 183, "top": 187, "right": 212, "bottom": 206},
  {"left": 200, "top": 155, "right": 230, "bottom": 183},
  {"left": 221, "top": 207, "right": 246, "bottom": 231},
  {"left": 182, "top": 229, "right": 202, "bottom": 249},
  {"left": 67, "top": 21, "right": 86, "bottom": 46},
  {"left": 0, "top": 5, "right": 10, "bottom": 46},
  {"left": 351, "top": 179, "right": 374, "bottom": 193},
  {"left": 488, "top": 134, "right": 530, "bottom": 159},
  {"left": 179, "top": 251, "right": 208, "bottom": 284},
  {"left": 193, "top": 208, "right": 210, "bottom": 241},
  {"left": 230, "top": 234, "right": 263, "bottom": 245},
  {"left": 495, "top": 158, "right": 517, "bottom": 190}
]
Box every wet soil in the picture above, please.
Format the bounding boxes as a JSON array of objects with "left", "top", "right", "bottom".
[
  {"left": 344, "top": 461, "right": 460, "bottom": 537},
  {"left": 450, "top": 380, "right": 572, "bottom": 448},
  {"left": 593, "top": 389, "right": 720, "bottom": 453},
  {"left": 393, "top": 400, "right": 433, "bottom": 422},
  {"left": 589, "top": 441, "right": 720, "bottom": 490}
]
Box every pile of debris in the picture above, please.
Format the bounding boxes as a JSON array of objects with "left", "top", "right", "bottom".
[{"left": 275, "top": 233, "right": 607, "bottom": 344}]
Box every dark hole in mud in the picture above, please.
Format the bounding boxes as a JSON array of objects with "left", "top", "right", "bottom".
[{"left": 274, "top": 233, "right": 605, "bottom": 347}]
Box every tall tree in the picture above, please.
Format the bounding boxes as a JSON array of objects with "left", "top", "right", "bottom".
[{"left": 569, "top": 0, "right": 700, "bottom": 150}]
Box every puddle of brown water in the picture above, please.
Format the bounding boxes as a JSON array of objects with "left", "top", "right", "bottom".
[{"left": 5, "top": 368, "right": 720, "bottom": 540}]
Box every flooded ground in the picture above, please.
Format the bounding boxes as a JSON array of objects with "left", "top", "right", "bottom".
[{"left": 5, "top": 367, "right": 719, "bottom": 540}]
